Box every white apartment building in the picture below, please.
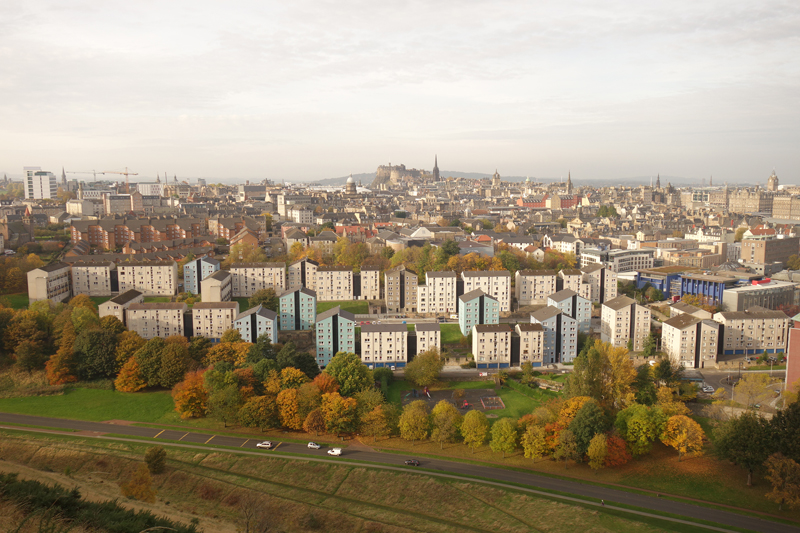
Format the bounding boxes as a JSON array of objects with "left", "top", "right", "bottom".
[
  {"left": 126, "top": 302, "right": 187, "bottom": 339},
  {"left": 581, "top": 248, "right": 655, "bottom": 273},
  {"left": 516, "top": 323, "right": 545, "bottom": 366},
  {"left": 287, "top": 258, "right": 318, "bottom": 291},
  {"left": 472, "top": 324, "right": 512, "bottom": 369},
  {"left": 714, "top": 306, "right": 791, "bottom": 357},
  {"left": 530, "top": 306, "right": 578, "bottom": 363},
  {"left": 200, "top": 270, "right": 232, "bottom": 302},
  {"left": 417, "top": 271, "right": 457, "bottom": 315},
  {"left": 288, "top": 206, "right": 315, "bottom": 224},
  {"left": 580, "top": 264, "right": 618, "bottom": 303},
  {"left": 600, "top": 295, "right": 651, "bottom": 351},
  {"left": 98, "top": 289, "right": 143, "bottom": 325},
  {"left": 24, "top": 167, "right": 57, "bottom": 200},
  {"left": 230, "top": 262, "right": 286, "bottom": 297},
  {"left": 27, "top": 263, "right": 72, "bottom": 303},
  {"left": 359, "top": 267, "right": 380, "bottom": 300},
  {"left": 558, "top": 269, "right": 591, "bottom": 300},
  {"left": 414, "top": 323, "right": 441, "bottom": 355},
  {"left": 361, "top": 324, "right": 408, "bottom": 368},
  {"left": 515, "top": 270, "right": 557, "bottom": 306},
  {"left": 662, "top": 314, "right": 721, "bottom": 368},
  {"left": 71, "top": 262, "right": 114, "bottom": 296},
  {"left": 316, "top": 266, "right": 354, "bottom": 301},
  {"left": 192, "top": 302, "right": 239, "bottom": 341},
  {"left": 462, "top": 271, "right": 511, "bottom": 312},
  {"left": 117, "top": 261, "right": 178, "bottom": 296}
]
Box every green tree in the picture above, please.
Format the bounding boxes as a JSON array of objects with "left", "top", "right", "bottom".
[
  {"left": 615, "top": 404, "right": 667, "bottom": 457},
  {"left": 15, "top": 340, "right": 44, "bottom": 373},
  {"left": 553, "top": 429, "right": 579, "bottom": 468},
  {"left": 489, "top": 418, "right": 518, "bottom": 459},
  {"left": 461, "top": 410, "right": 489, "bottom": 453},
  {"left": 734, "top": 227, "right": 747, "bottom": 242},
  {"left": 239, "top": 395, "right": 280, "bottom": 431},
  {"left": 787, "top": 255, "right": 800, "bottom": 271},
  {"left": 188, "top": 336, "right": 212, "bottom": 364},
  {"left": 324, "top": 352, "right": 372, "bottom": 397},
  {"left": 248, "top": 288, "right": 278, "bottom": 311},
  {"left": 73, "top": 329, "right": 119, "bottom": 381},
  {"left": 208, "top": 384, "right": 243, "bottom": 427},
  {"left": 247, "top": 332, "right": 278, "bottom": 364},
  {"left": 158, "top": 343, "right": 190, "bottom": 388},
  {"left": 587, "top": 433, "right": 608, "bottom": 471},
  {"left": 430, "top": 400, "right": 463, "bottom": 449},
  {"left": 568, "top": 399, "right": 609, "bottom": 457},
  {"left": 641, "top": 331, "right": 659, "bottom": 358},
  {"left": 361, "top": 404, "right": 390, "bottom": 442},
  {"left": 399, "top": 400, "right": 430, "bottom": 443},
  {"left": 441, "top": 239, "right": 459, "bottom": 257},
  {"left": 714, "top": 412, "right": 772, "bottom": 486},
  {"left": 144, "top": 446, "right": 167, "bottom": 474},
  {"left": 404, "top": 347, "right": 444, "bottom": 388},
  {"left": 133, "top": 338, "right": 166, "bottom": 387},
  {"left": 220, "top": 328, "right": 243, "bottom": 343},
  {"left": 772, "top": 401, "right": 800, "bottom": 462},
  {"left": 764, "top": 453, "right": 800, "bottom": 510},
  {"left": 521, "top": 425, "right": 547, "bottom": 463},
  {"left": 99, "top": 315, "right": 126, "bottom": 335}
]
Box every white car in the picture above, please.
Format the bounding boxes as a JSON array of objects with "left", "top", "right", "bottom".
[
  {"left": 256, "top": 441, "right": 273, "bottom": 449},
  {"left": 327, "top": 448, "right": 342, "bottom": 456},
  {"left": 702, "top": 385, "right": 715, "bottom": 393},
  {"left": 307, "top": 442, "right": 321, "bottom": 450}
]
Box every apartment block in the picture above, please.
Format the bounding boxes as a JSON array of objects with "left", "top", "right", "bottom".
[
  {"left": 530, "top": 306, "right": 578, "bottom": 363},
  {"left": 358, "top": 267, "right": 380, "bottom": 300},
  {"left": 287, "top": 258, "right": 319, "bottom": 291},
  {"left": 192, "top": 302, "right": 239, "bottom": 341},
  {"left": 662, "top": 314, "right": 721, "bottom": 368},
  {"left": 361, "top": 324, "right": 408, "bottom": 368},
  {"left": 558, "top": 269, "right": 591, "bottom": 300},
  {"left": 417, "top": 271, "right": 457, "bottom": 315},
  {"left": 200, "top": 270, "right": 232, "bottom": 302},
  {"left": 581, "top": 248, "right": 654, "bottom": 273},
  {"left": 515, "top": 270, "right": 557, "bottom": 306},
  {"left": 414, "top": 323, "right": 441, "bottom": 355},
  {"left": 117, "top": 261, "right": 178, "bottom": 296},
  {"left": 472, "top": 324, "right": 512, "bottom": 369},
  {"left": 714, "top": 306, "right": 791, "bottom": 356},
  {"left": 98, "top": 289, "right": 143, "bottom": 325},
  {"left": 600, "top": 295, "right": 651, "bottom": 351},
  {"left": 24, "top": 167, "right": 57, "bottom": 200},
  {"left": 316, "top": 306, "right": 356, "bottom": 367},
  {"left": 184, "top": 257, "right": 220, "bottom": 295},
  {"left": 316, "top": 266, "right": 354, "bottom": 301},
  {"left": 458, "top": 290, "right": 499, "bottom": 336},
  {"left": 580, "top": 264, "right": 617, "bottom": 303},
  {"left": 279, "top": 287, "right": 317, "bottom": 331},
  {"left": 385, "top": 266, "right": 417, "bottom": 313},
  {"left": 230, "top": 262, "right": 286, "bottom": 297},
  {"left": 721, "top": 280, "right": 799, "bottom": 312},
  {"left": 462, "top": 271, "right": 511, "bottom": 312},
  {"left": 126, "top": 302, "right": 188, "bottom": 339},
  {"left": 547, "top": 289, "right": 591, "bottom": 334},
  {"left": 515, "top": 323, "right": 545, "bottom": 367},
  {"left": 27, "top": 263, "right": 71, "bottom": 303},
  {"left": 70, "top": 262, "right": 115, "bottom": 297},
  {"left": 741, "top": 237, "right": 800, "bottom": 266},
  {"left": 234, "top": 304, "right": 278, "bottom": 343}
]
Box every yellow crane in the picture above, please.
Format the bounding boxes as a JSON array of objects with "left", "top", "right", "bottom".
[{"left": 103, "top": 167, "right": 138, "bottom": 194}]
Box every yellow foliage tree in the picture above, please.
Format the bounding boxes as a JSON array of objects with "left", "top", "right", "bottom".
[
  {"left": 587, "top": 433, "right": 608, "bottom": 471},
  {"left": 172, "top": 370, "right": 208, "bottom": 419},
  {"left": 277, "top": 388, "right": 303, "bottom": 430},
  {"left": 120, "top": 463, "right": 156, "bottom": 503},
  {"left": 280, "top": 367, "right": 309, "bottom": 389},
  {"left": 204, "top": 341, "right": 252, "bottom": 366},
  {"left": 660, "top": 415, "right": 705, "bottom": 461},
  {"left": 115, "top": 331, "right": 146, "bottom": 372},
  {"left": 114, "top": 357, "right": 146, "bottom": 392},
  {"left": 656, "top": 386, "right": 690, "bottom": 417},
  {"left": 558, "top": 396, "right": 592, "bottom": 428}
]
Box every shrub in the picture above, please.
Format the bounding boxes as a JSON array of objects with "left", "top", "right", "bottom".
[{"left": 144, "top": 446, "right": 167, "bottom": 474}]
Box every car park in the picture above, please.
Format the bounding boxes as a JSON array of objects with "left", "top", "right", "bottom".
[
  {"left": 256, "top": 441, "right": 273, "bottom": 449},
  {"left": 307, "top": 442, "right": 321, "bottom": 449},
  {"left": 404, "top": 459, "right": 420, "bottom": 466},
  {"left": 327, "top": 448, "right": 342, "bottom": 456}
]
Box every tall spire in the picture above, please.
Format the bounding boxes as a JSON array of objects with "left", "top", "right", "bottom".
[
  {"left": 709, "top": 175, "right": 713, "bottom": 187},
  {"left": 433, "top": 155, "right": 440, "bottom": 181},
  {"left": 655, "top": 174, "right": 661, "bottom": 189}
]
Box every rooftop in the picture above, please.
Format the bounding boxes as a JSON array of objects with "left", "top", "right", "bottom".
[
  {"left": 474, "top": 324, "right": 512, "bottom": 333},
  {"left": 362, "top": 324, "right": 408, "bottom": 333}
]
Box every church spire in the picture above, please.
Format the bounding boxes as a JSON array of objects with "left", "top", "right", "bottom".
[
  {"left": 655, "top": 174, "right": 661, "bottom": 189},
  {"left": 433, "top": 155, "right": 440, "bottom": 181}
]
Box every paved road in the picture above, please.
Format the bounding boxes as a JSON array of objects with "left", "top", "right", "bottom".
[{"left": 0, "top": 412, "right": 797, "bottom": 533}]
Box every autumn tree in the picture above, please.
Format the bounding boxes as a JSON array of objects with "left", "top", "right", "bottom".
[
  {"left": 115, "top": 330, "right": 146, "bottom": 372},
  {"left": 405, "top": 347, "right": 444, "bottom": 388},
  {"left": 568, "top": 399, "right": 609, "bottom": 457},
  {"left": 399, "top": 400, "right": 430, "bottom": 443},
  {"left": 224, "top": 242, "right": 268, "bottom": 266},
  {"left": 553, "top": 429, "right": 579, "bottom": 468},
  {"left": 120, "top": 463, "right": 156, "bottom": 503},
  {"left": 280, "top": 366, "right": 310, "bottom": 390},
  {"left": 158, "top": 343, "right": 190, "bottom": 388},
  {"left": 655, "top": 386, "right": 690, "bottom": 417},
  {"left": 361, "top": 404, "right": 390, "bottom": 442},
  {"left": 303, "top": 408, "right": 326, "bottom": 436},
  {"left": 248, "top": 288, "right": 278, "bottom": 312},
  {"left": 144, "top": 446, "right": 167, "bottom": 474},
  {"left": 587, "top": 433, "right": 608, "bottom": 471},
  {"left": 564, "top": 341, "right": 636, "bottom": 411},
  {"left": 604, "top": 434, "right": 632, "bottom": 467},
  {"left": 430, "top": 400, "right": 463, "bottom": 449},
  {"left": 296, "top": 382, "right": 323, "bottom": 421},
  {"left": 461, "top": 410, "right": 490, "bottom": 453},
  {"left": 15, "top": 339, "right": 45, "bottom": 373},
  {"left": 311, "top": 373, "right": 338, "bottom": 395},
  {"left": 764, "top": 453, "right": 800, "bottom": 510},
  {"left": 615, "top": 404, "right": 667, "bottom": 457},
  {"left": 660, "top": 415, "right": 705, "bottom": 461},
  {"left": 45, "top": 320, "right": 78, "bottom": 385},
  {"left": 321, "top": 391, "right": 358, "bottom": 436},
  {"left": 220, "top": 328, "right": 244, "bottom": 343},
  {"left": 490, "top": 418, "right": 518, "bottom": 459},
  {"left": 324, "top": 352, "right": 372, "bottom": 397},
  {"left": 522, "top": 425, "right": 548, "bottom": 463},
  {"left": 172, "top": 370, "right": 208, "bottom": 419},
  {"left": 277, "top": 388, "right": 303, "bottom": 430},
  {"left": 114, "top": 357, "right": 147, "bottom": 392},
  {"left": 239, "top": 395, "right": 279, "bottom": 431},
  {"left": 735, "top": 372, "right": 773, "bottom": 408},
  {"left": 99, "top": 315, "right": 126, "bottom": 335},
  {"left": 714, "top": 411, "right": 773, "bottom": 486}
]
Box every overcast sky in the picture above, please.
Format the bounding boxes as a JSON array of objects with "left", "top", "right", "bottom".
[{"left": 1, "top": 0, "right": 798, "bottom": 184}]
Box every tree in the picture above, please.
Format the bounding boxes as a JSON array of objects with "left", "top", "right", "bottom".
[
  {"left": 655, "top": 386, "right": 690, "bottom": 417},
  {"left": 277, "top": 388, "right": 303, "bottom": 430},
  {"left": 239, "top": 395, "right": 279, "bottom": 431},
  {"left": 735, "top": 372, "right": 773, "bottom": 408},
  {"left": 321, "top": 392, "right": 358, "bottom": 436},
  {"left": 205, "top": 341, "right": 251, "bottom": 367},
  {"left": 280, "top": 366, "right": 310, "bottom": 389},
  {"left": 71, "top": 306, "right": 100, "bottom": 334},
  {"left": 764, "top": 453, "right": 800, "bottom": 510},
  {"left": 564, "top": 341, "right": 636, "bottom": 411},
  {"left": 522, "top": 425, "right": 548, "bottom": 463},
  {"left": 553, "top": 429, "right": 579, "bottom": 468},
  {"left": 248, "top": 288, "right": 278, "bottom": 312},
  {"left": 361, "top": 404, "right": 390, "bottom": 442},
  {"left": 114, "top": 357, "right": 147, "bottom": 392},
  {"left": 46, "top": 321, "right": 78, "bottom": 385},
  {"left": 120, "top": 463, "right": 156, "bottom": 503},
  {"left": 189, "top": 335, "right": 212, "bottom": 364},
  {"left": 208, "top": 384, "right": 243, "bottom": 427},
  {"left": 461, "top": 410, "right": 490, "bottom": 453},
  {"left": 489, "top": 418, "right": 518, "bottom": 459},
  {"left": 225, "top": 242, "right": 268, "bottom": 266},
  {"left": 615, "top": 404, "right": 667, "bottom": 457},
  {"left": 587, "top": 433, "right": 608, "bottom": 471},
  {"left": 772, "top": 401, "right": 800, "bottom": 462},
  {"left": 568, "top": 399, "right": 609, "bottom": 457},
  {"left": 660, "top": 415, "right": 704, "bottom": 461},
  {"left": 15, "top": 339, "right": 45, "bottom": 373},
  {"left": 788, "top": 255, "right": 800, "bottom": 271},
  {"left": 158, "top": 343, "right": 190, "bottom": 388},
  {"left": 115, "top": 331, "right": 146, "bottom": 372},
  {"left": 313, "top": 373, "right": 339, "bottom": 394},
  {"left": 735, "top": 227, "right": 747, "bottom": 242},
  {"left": 404, "top": 347, "right": 444, "bottom": 388},
  {"left": 324, "top": 352, "right": 372, "bottom": 397},
  {"left": 399, "top": 400, "right": 431, "bottom": 443},
  {"left": 431, "top": 400, "right": 463, "bottom": 449},
  {"left": 641, "top": 331, "right": 658, "bottom": 358},
  {"left": 99, "top": 315, "right": 126, "bottom": 335},
  {"left": 220, "top": 328, "right": 243, "bottom": 343},
  {"left": 653, "top": 359, "right": 684, "bottom": 388},
  {"left": 604, "top": 434, "right": 632, "bottom": 467},
  {"left": 172, "top": 370, "right": 208, "bottom": 419},
  {"left": 715, "top": 411, "right": 772, "bottom": 485},
  {"left": 133, "top": 337, "right": 166, "bottom": 387},
  {"left": 73, "top": 329, "right": 119, "bottom": 381},
  {"left": 144, "top": 446, "right": 167, "bottom": 474},
  {"left": 303, "top": 408, "right": 326, "bottom": 436}
]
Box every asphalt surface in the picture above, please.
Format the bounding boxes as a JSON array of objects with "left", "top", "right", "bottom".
[{"left": 0, "top": 412, "right": 797, "bottom": 533}]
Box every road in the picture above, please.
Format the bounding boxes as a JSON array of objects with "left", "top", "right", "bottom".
[{"left": 0, "top": 412, "right": 796, "bottom": 533}]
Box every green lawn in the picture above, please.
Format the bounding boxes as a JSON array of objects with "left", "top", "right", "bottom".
[
  {"left": 89, "top": 296, "right": 111, "bottom": 306},
  {"left": 144, "top": 296, "right": 171, "bottom": 303},
  {"left": 317, "top": 300, "right": 368, "bottom": 314},
  {"left": 440, "top": 323, "right": 463, "bottom": 344},
  {"left": 233, "top": 297, "right": 251, "bottom": 311},
  {"left": 1, "top": 293, "right": 29, "bottom": 309}
]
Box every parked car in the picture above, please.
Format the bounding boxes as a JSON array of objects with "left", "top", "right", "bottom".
[
  {"left": 437, "top": 317, "right": 446, "bottom": 323},
  {"left": 327, "top": 448, "right": 342, "bottom": 456},
  {"left": 390, "top": 365, "right": 396, "bottom": 371},
  {"left": 307, "top": 442, "right": 321, "bottom": 450},
  {"left": 404, "top": 459, "right": 420, "bottom": 466},
  {"left": 256, "top": 441, "right": 273, "bottom": 449},
  {"left": 702, "top": 385, "right": 714, "bottom": 393}
]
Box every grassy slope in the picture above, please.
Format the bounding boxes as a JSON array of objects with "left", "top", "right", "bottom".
[
  {"left": 144, "top": 296, "right": 171, "bottom": 303},
  {"left": 317, "top": 300, "right": 369, "bottom": 314},
  {"left": 89, "top": 296, "right": 111, "bottom": 306},
  {"left": 1, "top": 293, "right": 29, "bottom": 309},
  {"left": 440, "top": 323, "right": 463, "bottom": 344}
]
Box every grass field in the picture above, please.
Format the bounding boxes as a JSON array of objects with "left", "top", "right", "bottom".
[
  {"left": 89, "top": 296, "right": 111, "bottom": 306},
  {"left": 143, "top": 296, "right": 171, "bottom": 303},
  {"left": 233, "top": 297, "right": 250, "bottom": 311},
  {"left": 0, "top": 293, "right": 29, "bottom": 309},
  {"left": 317, "top": 300, "right": 368, "bottom": 314},
  {"left": 440, "top": 323, "right": 463, "bottom": 343}
]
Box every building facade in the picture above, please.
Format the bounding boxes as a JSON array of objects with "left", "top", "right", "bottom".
[
  {"left": 414, "top": 323, "right": 441, "bottom": 355},
  {"left": 192, "top": 302, "right": 239, "bottom": 341},
  {"left": 600, "top": 295, "right": 651, "bottom": 351},
  {"left": 417, "top": 271, "right": 457, "bottom": 315},
  {"left": 516, "top": 323, "right": 545, "bottom": 367},
  {"left": 361, "top": 324, "right": 408, "bottom": 368},
  {"left": 234, "top": 305, "right": 278, "bottom": 343},
  {"left": 24, "top": 167, "right": 57, "bottom": 200},
  {"left": 359, "top": 267, "right": 381, "bottom": 300},
  {"left": 279, "top": 287, "right": 317, "bottom": 331},
  {"left": 184, "top": 257, "right": 220, "bottom": 295},
  {"left": 458, "top": 290, "right": 499, "bottom": 336},
  {"left": 580, "top": 264, "right": 617, "bottom": 303},
  {"left": 515, "top": 270, "right": 557, "bottom": 306},
  {"left": 117, "top": 261, "right": 178, "bottom": 296},
  {"left": 98, "top": 289, "right": 143, "bottom": 325},
  {"left": 287, "top": 258, "right": 319, "bottom": 291},
  {"left": 581, "top": 248, "right": 655, "bottom": 273},
  {"left": 230, "top": 262, "right": 286, "bottom": 297},
  {"left": 315, "top": 266, "right": 354, "bottom": 301},
  {"left": 472, "top": 324, "right": 512, "bottom": 369},
  {"left": 27, "top": 263, "right": 71, "bottom": 303},
  {"left": 70, "top": 262, "right": 114, "bottom": 297},
  {"left": 714, "top": 306, "right": 790, "bottom": 356},
  {"left": 530, "top": 306, "right": 578, "bottom": 363},
  {"left": 547, "top": 289, "right": 591, "bottom": 334},
  {"left": 315, "top": 307, "right": 356, "bottom": 367},
  {"left": 200, "top": 270, "right": 232, "bottom": 302},
  {"left": 126, "top": 302, "right": 187, "bottom": 339},
  {"left": 662, "top": 314, "right": 721, "bottom": 368},
  {"left": 741, "top": 237, "right": 800, "bottom": 266},
  {"left": 385, "top": 266, "right": 418, "bottom": 313},
  {"left": 462, "top": 271, "right": 511, "bottom": 312}
]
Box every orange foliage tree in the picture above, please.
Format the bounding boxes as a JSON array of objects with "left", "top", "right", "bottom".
[
  {"left": 172, "top": 370, "right": 208, "bottom": 419},
  {"left": 204, "top": 341, "right": 252, "bottom": 366},
  {"left": 312, "top": 373, "right": 339, "bottom": 394},
  {"left": 280, "top": 367, "right": 309, "bottom": 389},
  {"left": 604, "top": 434, "right": 632, "bottom": 467},
  {"left": 277, "top": 388, "right": 303, "bottom": 430},
  {"left": 115, "top": 357, "right": 146, "bottom": 392},
  {"left": 45, "top": 321, "right": 78, "bottom": 385}
]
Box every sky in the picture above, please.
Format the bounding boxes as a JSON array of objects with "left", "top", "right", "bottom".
[{"left": 1, "top": 0, "right": 798, "bottom": 184}]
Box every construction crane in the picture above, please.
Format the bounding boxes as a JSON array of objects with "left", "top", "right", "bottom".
[
  {"left": 66, "top": 170, "right": 105, "bottom": 182},
  {"left": 103, "top": 167, "right": 138, "bottom": 194}
]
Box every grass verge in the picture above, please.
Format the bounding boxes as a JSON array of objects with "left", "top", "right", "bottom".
[{"left": 317, "top": 300, "right": 368, "bottom": 314}]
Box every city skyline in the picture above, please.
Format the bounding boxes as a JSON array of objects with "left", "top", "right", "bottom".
[{"left": 2, "top": 0, "right": 798, "bottom": 182}]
